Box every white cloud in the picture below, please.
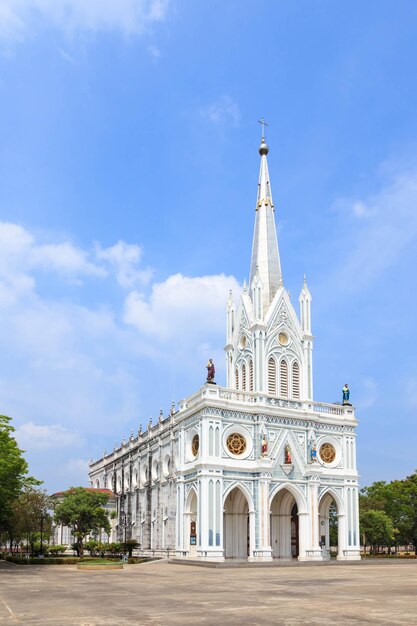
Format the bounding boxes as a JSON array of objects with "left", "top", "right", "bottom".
[
  {"left": 32, "top": 242, "right": 104, "bottom": 277},
  {"left": 0, "top": 222, "right": 152, "bottom": 308},
  {"left": 61, "top": 458, "right": 90, "bottom": 485},
  {"left": 0, "top": 0, "right": 169, "bottom": 43},
  {"left": 200, "top": 96, "right": 241, "bottom": 127},
  {"left": 0, "top": 220, "right": 241, "bottom": 490},
  {"left": 95, "top": 240, "right": 152, "bottom": 288},
  {"left": 351, "top": 201, "right": 375, "bottom": 218},
  {"left": 15, "top": 422, "right": 80, "bottom": 450},
  {"left": 123, "top": 273, "right": 241, "bottom": 341},
  {"left": 327, "top": 167, "right": 417, "bottom": 292},
  {"left": 148, "top": 44, "right": 161, "bottom": 58}
]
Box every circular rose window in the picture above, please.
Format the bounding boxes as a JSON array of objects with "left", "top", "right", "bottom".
[
  {"left": 320, "top": 443, "right": 336, "bottom": 463},
  {"left": 226, "top": 433, "right": 247, "bottom": 455},
  {"left": 191, "top": 434, "right": 199, "bottom": 457}
]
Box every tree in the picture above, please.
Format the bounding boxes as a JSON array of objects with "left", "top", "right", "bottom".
[
  {"left": 10, "top": 488, "right": 53, "bottom": 555},
  {"left": 0, "top": 415, "right": 38, "bottom": 537},
  {"left": 360, "top": 472, "right": 417, "bottom": 552},
  {"left": 360, "top": 509, "right": 395, "bottom": 554},
  {"left": 54, "top": 488, "right": 111, "bottom": 557},
  {"left": 393, "top": 472, "right": 417, "bottom": 552}
]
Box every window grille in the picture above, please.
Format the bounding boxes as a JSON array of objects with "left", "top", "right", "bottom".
[
  {"left": 268, "top": 357, "right": 276, "bottom": 395},
  {"left": 280, "top": 360, "right": 288, "bottom": 397},
  {"left": 292, "top": 361, "right": 300, "bottom": 399},
  {"left": 249, "top": 360, "right": 254, "bottom": 392}
]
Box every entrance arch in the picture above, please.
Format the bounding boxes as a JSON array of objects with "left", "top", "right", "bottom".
[
  {"left": 223, "top": 487, "right": 250, "bottom": 558},
  {"left": 318, "top": 490, "right": 344, "bottom": 559},
  {"left": 270, "top": 487, "right": 302, "bottom": 559},
  {"left": 184, "top": 488, "right": 198, "bottom": 557}
]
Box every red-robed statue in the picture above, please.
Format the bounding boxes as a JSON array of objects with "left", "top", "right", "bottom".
[{"left": 206, "top": 359, "right": 215, "bottom": 383}]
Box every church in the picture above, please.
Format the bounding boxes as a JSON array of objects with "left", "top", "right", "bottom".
[{"left": 89, "top": 134, "right": 361, "bottom": 562}]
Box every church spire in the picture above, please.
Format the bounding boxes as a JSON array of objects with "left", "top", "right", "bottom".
[{"left": 249, "top": 130, "right": 282, "bottom": 313}]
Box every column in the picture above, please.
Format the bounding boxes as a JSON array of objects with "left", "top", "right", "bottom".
[
  {"left": 305, "top": 478, "right": 322, "bottom": 560},
  {"left": 250, "top": 474, "right": 272, "bottom": 561}
]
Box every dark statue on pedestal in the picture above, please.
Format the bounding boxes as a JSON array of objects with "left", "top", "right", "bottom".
[{"left": 206, "top": 359, "right": 216, "bottom": 384}]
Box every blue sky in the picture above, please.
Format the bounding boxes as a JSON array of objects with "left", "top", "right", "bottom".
[{"left": 1, "top": 0, "right": 417, "bottom": 492}]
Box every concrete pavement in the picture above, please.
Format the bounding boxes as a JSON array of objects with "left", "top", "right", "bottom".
[{"left": 0, "top": 558, "right": 416, "bottom": 625}]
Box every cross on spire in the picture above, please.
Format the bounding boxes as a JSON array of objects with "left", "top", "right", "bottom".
[{"left": 258, "top": 117, "right": 268, "bottom": 139}]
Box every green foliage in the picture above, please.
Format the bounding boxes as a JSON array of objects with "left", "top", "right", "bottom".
[
  {"left": 54, "top": 488, "right": 111, "bottom": 557},
  {"left": 328, "top": 502, "right": 338, "bottom": 547},
  {"left": 47, "top": 545, "right": 66, "bottom": 556},
  {"left": 124, "top": 539, "right": 140, "bottom": 557},
  {"left": 360, "top": 509, "right": 395, "bottom": 553},
  {"left": 84, "top": 540, "right": 108, "bottom": 557},
  {"left": 3, "top": 555, "right": 80, "bottom": 565},
  {"left": 0, "top": 415, "right": 39, "bottom": 534},
  {"left": 360, "top": 471, "right": 417, "bottom": 552},
  {"left": 9, "top": 487, "right": 53, "bottom": 554},
  {"left": 106, "top": 542, "right": 122, "bottom": 555}
]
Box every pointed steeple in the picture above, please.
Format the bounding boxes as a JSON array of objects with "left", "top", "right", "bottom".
[
  {"left": 249, "top": 134, "right": 282, "bottom": 313},
  {"left": 299, "top": 274, "right": 312, "bottom": 335}
]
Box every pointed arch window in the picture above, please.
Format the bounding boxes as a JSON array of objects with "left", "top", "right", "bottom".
[
  {"left": 292, "top": 361, "right": 300, "bottom": 399},
  {"left": 235, "top": 367, "right": 239, "bottom": 390},
  {"left": 280, "top": 360, "right": 288, "bottom": 398},
  {"left": 249, "top": 360, "right": 254, "bottom": 392},
  {"left": 268, "top": 357, "right": 276, "bottom": 395},
  {"left": 242, "top": 363, "right": 247, "bottom": 391}
]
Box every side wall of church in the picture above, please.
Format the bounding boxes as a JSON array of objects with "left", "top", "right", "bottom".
[{"left": 89, "top": 419, "right": 179, "bottom": 553}]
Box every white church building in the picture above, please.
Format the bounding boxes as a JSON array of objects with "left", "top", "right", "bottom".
[{"left": 89, "top": 135, "right": 361, "bottom": 562}]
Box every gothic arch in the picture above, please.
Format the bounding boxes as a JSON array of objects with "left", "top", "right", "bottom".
[
  {"left": 223, "top": 485, "right": 253, "bottom": 559},
  {"left": 269, "top": 482, "right": 307, "bottom": 513},
  {"left": 223, "top": 481, "right": 255, "bottom": 513},
  {"left": 185, "top": 484, "right": 198, "bottom": 513},
  {"left": 184, "top": 485, "right": 198, "bottom": 557},
  {"left": 318, "top": 487, "right": 344, "bottom": 515},
  {"left": 318, "top": 488, "right": 345, "bottom": 560}
]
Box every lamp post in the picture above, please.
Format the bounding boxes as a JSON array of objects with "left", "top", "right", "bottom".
[
  {"left": 121, "top": 511, "right": 131, "bottom": 560},
  {"left": 39, "top": 512, "right": 44, "bottom": 558}
]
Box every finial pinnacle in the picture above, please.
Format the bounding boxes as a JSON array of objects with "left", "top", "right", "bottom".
[{"left": 258, "top": 117, "right": 269, "bottom": 155}]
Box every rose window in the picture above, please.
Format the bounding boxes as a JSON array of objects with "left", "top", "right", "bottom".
[
  {"left": 319, "top": 443, "right": 336, "bottom": 463},
  {"left": 191, "top": 434, "right": 199, "bottom": 457},
  {"left": 226, "top": 433, "right": 247, "bottom": 455}
]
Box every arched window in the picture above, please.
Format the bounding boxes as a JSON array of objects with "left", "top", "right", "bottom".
[
  {"left": 249, "top": 360, "right": 254, "bottom": 392},
  {"left": 280, "top": 360, "right": 288, "bottom": 397},
  {"left": 235, "top": 367, "right": 239, "bottom": 390},
  {"left": 292, "top": 361, "right": 300, "bottom": 399},
  {"left": 268, "top": 357, "right": 276, "bottom": 395},
  {"left": 242, "top": 363, "right": 246, "bottom": 391}
]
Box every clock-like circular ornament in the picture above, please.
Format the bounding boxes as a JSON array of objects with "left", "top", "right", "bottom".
[
  {"left": 319, "top": 443, "right": 336, "bottom": 464},
  {"left": 226, "top": 433, "right": 247, "bottom": 455},
  {"left": 278, "top": 332, "right": 289, "bottom": 346},
  {"left": 191, "top": 434, "right": 199, "bottom": 457}
]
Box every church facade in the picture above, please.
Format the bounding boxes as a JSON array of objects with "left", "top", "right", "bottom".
[{"left": 89, "top": 136, "right": 360, "bottom": 562}]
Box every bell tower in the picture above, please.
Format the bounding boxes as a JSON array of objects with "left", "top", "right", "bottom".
[{"left": 225, "top": 133, "right": 314, "bottom": 401}]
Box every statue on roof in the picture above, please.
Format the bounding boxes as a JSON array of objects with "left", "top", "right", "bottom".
[
  {"left": 206, "top": 359, "right": 215, "bottom": 384},
  {"left": 342, "top": 383, "right": 351, "bottom": 405}
]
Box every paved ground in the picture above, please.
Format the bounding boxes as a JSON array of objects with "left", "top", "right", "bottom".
[{"left": 0, "top": 559, "right": 416, "bottom": 625}]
